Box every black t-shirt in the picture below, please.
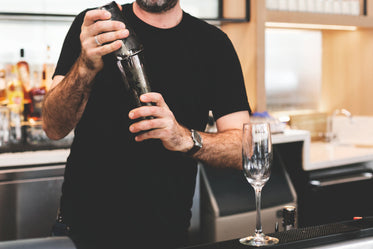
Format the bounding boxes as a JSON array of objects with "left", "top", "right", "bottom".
[{"left": 54, "top": 3, "right": 250, "bottom": 249}]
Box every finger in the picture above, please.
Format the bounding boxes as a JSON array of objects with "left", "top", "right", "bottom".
[
  {"left": 95, "top": 28, "right": 129, "bottom": 46},
  {"left": 130, "top": 117, "right": 166, "bottom": 134},
  {"left": 83, "top": 39, "right": 122, "bottom": 60},
  {"left": 91, "top": 20, "right": 126, "bottom": 36},
  {"left": 128, "top": 105, "right": 168, "bottom": 121},
  {"left": 140, "top": 93, "right": 169, "bottom": 109},
  {"left": 134, "top": 128, "right": 164, "bottom": 142},
  {"left": 94, "top": 40, "right": 123, "bottom": 56},
  {"left": 83, "top": 9, "right": 111, "bottom": 26}
]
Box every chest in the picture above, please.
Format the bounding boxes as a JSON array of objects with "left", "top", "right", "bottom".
[{"left": 90, "top": 39, "right": 212, "bottom": 130}]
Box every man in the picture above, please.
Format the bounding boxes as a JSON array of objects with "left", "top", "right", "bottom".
[{"left": 43, "top": 0, "right": 251, "bottom": 248}]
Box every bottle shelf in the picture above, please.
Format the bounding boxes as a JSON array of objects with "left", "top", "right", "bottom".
[{"left": 266, "top": 10, "right": 373, "bottom": 28}]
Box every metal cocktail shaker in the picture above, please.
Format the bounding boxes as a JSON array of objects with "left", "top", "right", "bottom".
[{"left": 100, "top": 1, "right": 153, "bottom": 109}]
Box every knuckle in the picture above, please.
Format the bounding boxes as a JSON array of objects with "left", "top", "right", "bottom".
[
  {"left": 155, "top": 92, "right": 163, "bottom": 100},
  {"left": 93, "top": 21, "right": 104, "bottom": 30},
  {"left": 165, "top": 109, "right": 173, "bottom": 117},
  {"left": 148, "top": 119, "right": 156, "bottom": 127},
  {"left": 148, "top": 106, "right": 156, "bottom": 113},
  {"left": 81, "top": 39, "right": 90, "bottom": 49},
  {"left": 85, "top": 11, "right": 94, "bottom": 20},
  {"left": 86, "top": 49, "right": 98, "bottom": 58},
  {"left": 79, "top": 32, "right": 86, "bottom": 42},
  {"left": 85, "top": 51, "right": 94, "bottom": 58}
]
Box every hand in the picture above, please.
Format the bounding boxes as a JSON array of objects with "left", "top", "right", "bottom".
[
  {"left": 79, "top": 8, "right": 129, "bottom": 73},
  {"left": 128, "top": 93, "right": 193, "bottom": 152}
]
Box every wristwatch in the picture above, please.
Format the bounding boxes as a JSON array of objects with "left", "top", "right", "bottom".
[{"left": 186, "top": 129, "right": 203, "bottom": 156}]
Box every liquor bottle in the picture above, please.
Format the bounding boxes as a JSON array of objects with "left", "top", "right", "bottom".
[
  {"left": 16, "top": 48, "right": 32, "bottom": 119},
  {"left": 7, "top": 65, "right": 24, "bottom": 143},
  {"left": 43, "top": 45, "right": 55, "bottom": 91},
  {"left": 0, "top": 66, "right": 7, "bottom": 105},
  {"left": 7, "top": 65, "right": 24, "bottom": 113},
  {"left": 29, "top": 69, "right": 46, "bottom": 121}
]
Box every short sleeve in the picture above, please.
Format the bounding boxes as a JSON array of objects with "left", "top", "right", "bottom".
[
  {"left": 53, "top": 11, "right": 86, "bottom": 78},
  {"left": 209, "top": 33, "right": 251, "bottom": 120}
]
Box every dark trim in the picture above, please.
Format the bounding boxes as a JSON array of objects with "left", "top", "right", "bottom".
[
  {"left": 213, "top": 0, "right": 250, "bottom": 22},
  {"left": 245, "top": 0, "right": 251, "bottom": 22},
  {"left": 0, "top": 12, "right": 75, "bottom": 18},
  {"left": 218, "top": 0, "right": 224, "bottom": 19},
  {"left": 364, "top": 0, "right": 367, "bottom": 15}
]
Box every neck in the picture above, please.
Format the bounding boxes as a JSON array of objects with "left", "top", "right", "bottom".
[{"left": 133, "top": 1, "right": 183, "bottom": 29}]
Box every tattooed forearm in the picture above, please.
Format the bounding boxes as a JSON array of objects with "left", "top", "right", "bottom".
[{"left": 42, "top": 56, "right": 96, "bottom": 140}]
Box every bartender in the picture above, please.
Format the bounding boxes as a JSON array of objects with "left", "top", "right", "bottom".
[{"left": 42, "top": 0, "right": 251, "bottom": 248}]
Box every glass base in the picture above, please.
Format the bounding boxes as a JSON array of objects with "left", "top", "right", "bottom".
[{"left": 239, "top": 233, "right": 279, "bottom": 247}]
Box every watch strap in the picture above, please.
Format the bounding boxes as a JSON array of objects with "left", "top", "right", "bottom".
[{"left": 186, "top": 129, "right": 202, "bottom": 156}]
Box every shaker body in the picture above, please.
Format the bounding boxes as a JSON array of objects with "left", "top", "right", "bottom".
[
  {"left": 100, "top": 1, "right": 153, "bottom": 109},
  {"left": 116, "top": 52, "right": 152, "bottom": 108}
]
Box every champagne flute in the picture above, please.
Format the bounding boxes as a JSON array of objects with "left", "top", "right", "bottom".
[{"left": 240, "top": 122, "right": 279, "bottom": 246}]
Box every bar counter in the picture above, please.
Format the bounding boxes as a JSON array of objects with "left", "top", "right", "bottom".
[{"left": 0, "top": 124, "right": 72, "bottom": 168}]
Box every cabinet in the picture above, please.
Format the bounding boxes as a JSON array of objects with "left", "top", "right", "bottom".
[
  {"left": 221, "top": 0, "right": 373, "bottom": 116},
  {"left": 0, "top": 165, "right": 65, "bottom": 240},
  {"left": 0, "top": 150, "right": 69, "bottom": 241}
]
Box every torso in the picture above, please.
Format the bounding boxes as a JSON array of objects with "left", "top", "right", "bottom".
[{"left": 55, "top": 3, "right": 250, "bottom": 247}]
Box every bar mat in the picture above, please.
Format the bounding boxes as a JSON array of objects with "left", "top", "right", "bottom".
[{"left": 182, "top": 217, "right": 373, "bottom": 249}]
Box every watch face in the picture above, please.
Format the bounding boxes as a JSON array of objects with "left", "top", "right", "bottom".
[
  {"left": 192, "top": 130, "right": 203, "bottom": 148},
  {"left": 187, "top": 129, "right": 203, "bottom": 155}
]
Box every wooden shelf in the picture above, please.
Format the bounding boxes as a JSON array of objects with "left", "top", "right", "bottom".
[
  {"left": 266, "top": 10, "right": 373, "bottom": 28},
  {"left": 221, "top": 0, "right": 373, "bottom": 115}
]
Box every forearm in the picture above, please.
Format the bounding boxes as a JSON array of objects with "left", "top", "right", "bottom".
[
  {"left": 194, "top": 129, "right": 243, "bottom": 170},
  {"left": 127, "top": 96, "right": 247, "bottom": 169},
  {"left": 42, "top": 57, "right": 96, "bottom": 140}
]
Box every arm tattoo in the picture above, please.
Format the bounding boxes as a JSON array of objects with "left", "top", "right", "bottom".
[{"left": 42, "top": 57, "right": 96, "bottom": 139}]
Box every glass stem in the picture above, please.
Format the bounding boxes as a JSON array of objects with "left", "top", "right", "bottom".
[{"left": 254, "top": 186, "right": 263, "bottom": 235}]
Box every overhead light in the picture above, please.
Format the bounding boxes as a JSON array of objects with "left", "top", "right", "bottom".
[{"left": 266, "top": 22, "right": 357, "bottom": 31}]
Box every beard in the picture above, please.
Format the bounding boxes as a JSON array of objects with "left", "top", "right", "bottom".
[{"left": 135, "top": 0, "right": 179, "bottom": 13}]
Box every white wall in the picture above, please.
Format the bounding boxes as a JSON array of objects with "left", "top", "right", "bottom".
[
  {"left": 0, "top": 20, "right": 70, "bottom": 67},
  {"left": 0, "top": 0, "right": 130, "bottom": 66}
]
